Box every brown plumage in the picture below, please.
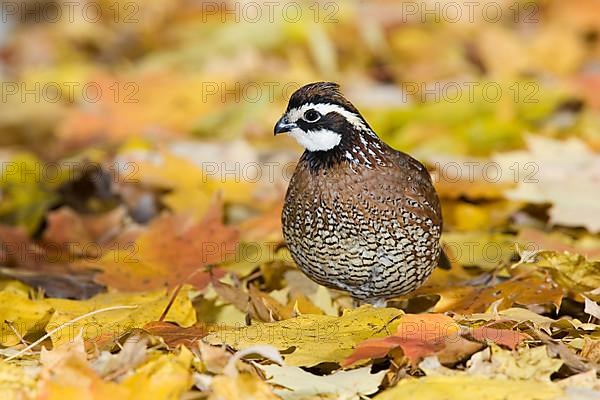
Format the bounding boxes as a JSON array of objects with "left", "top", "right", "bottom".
[{"left": 274, "top": 82, "right": 443, "bottom": 305}]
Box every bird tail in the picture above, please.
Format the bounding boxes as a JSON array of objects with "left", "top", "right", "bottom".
[{"left": 438, "top": 248, "right": 452, "bottom": 270}]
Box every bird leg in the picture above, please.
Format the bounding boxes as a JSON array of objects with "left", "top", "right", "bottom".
[{"left": 354, "top": 297, "right": 388, "bottom": 308}]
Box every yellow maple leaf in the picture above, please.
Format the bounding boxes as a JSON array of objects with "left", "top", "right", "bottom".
[{"left": 205, "top": 306, "right": 402, "bottom": 367}]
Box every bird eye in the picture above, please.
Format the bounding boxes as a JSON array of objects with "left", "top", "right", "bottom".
[{"left": 303, "top": 110, "right": 321, "bottom": 123}]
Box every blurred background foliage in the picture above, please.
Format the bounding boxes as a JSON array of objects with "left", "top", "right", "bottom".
[{"left": 0, "top": 0, "right": 599, "bottom": 232}]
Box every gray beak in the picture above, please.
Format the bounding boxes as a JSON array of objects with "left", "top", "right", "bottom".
[{"left": 274, "top": 117, "right": 296, "bottom": 136}]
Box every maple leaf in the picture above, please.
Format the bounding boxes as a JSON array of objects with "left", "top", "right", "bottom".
[
  {"left": 343, "top": 314, "right": 461, "bottom": 367},
  {"left": 206, "top": 306, "right": 402, "bottom": 367},
  {"left": 91, "top": 201, "right": 238, "bottom": 291}
]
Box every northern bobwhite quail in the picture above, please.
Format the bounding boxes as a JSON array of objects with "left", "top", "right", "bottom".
[{"left": 275, "top": 82, "right": 444, "bottom": 306}]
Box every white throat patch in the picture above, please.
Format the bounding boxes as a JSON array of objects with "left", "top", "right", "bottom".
[{"left": 288, "top": 128, "right": 341, "bottom": 152}]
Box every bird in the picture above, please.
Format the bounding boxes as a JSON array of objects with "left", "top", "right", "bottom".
[{"left": 274, "top": 82, "right": 445, "bottom": 306}]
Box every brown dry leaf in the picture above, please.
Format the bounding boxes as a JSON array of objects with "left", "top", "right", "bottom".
[
  {"left": 211, "top": 279, "right": 303, "bottom": 322},
  {"left": 144, "top": 321, "right": 208, "bottom": 349},
  {"left": 446, "top": 274, "right": 564, "bottom": 314},
  {"left": 0, "top": 222, "right": 106, "bottom": 298},
  {"left": 580, "top": 338, "right": 600, "bottom": 363},
  {"left": 42, "top": 206, "right": 127, "bottom": 246},
  {"left": 92, "top": 201, "right": 238, "bottom": 291},
  {"left": 42, "top": 207, "right": 93, "bottom": 248},
  {"left": 41, "top": 206, "right": 128, "bottom": 261},
  {"left": 198, "top": 342, "right": 232, "bottom": 374},
  {"left": 0, "top": 225, "right": 33, "bottom": 266}
]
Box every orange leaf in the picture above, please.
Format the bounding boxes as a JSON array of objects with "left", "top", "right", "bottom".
[
  {"left": 343, "top": 313, "right": 460, "bottom": 367},
  {"left": 92, "top": 200, "right": 238, "bottom": 291},
  {"left": 470, "top": 327, "right": 530, "bottom": 350},
  {"left": 144, "top": 321, "right": 208, "bottom": 348}
]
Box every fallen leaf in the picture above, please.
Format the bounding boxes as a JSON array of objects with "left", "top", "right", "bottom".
[
  {"left": 223, "top": 345, "right": 283, "bottom": 377},
  {"left": 198, "top": 342, "right": 232, "bottom": 375},
  {"left": 209, "top": 373, "right": 279, "bottom": 400},
  {"left": 584, "top": 297, "right": 600, "bottom": 320},
  {"left": 461, "top": 307, "right": 556, "bottom": 333},
  {"left": 343, "top": 313, "right": 461, "bottom": 367},
  {"left": 467, "top": 345, "right": 563, "bottom": 381},
  {"left": 520, "top": 251, "right": 600, "bottom": 293},
  {"left": 469, "top": 327, "right": 530, "bottom": 350},
  {"left": 120, "top": 347, "right": 194, "bottom": 399},
  {"left": 93, "top": 335, "right": 148, "bottom": 379},
  {"left": 38, "top": 336, "right": 128, "bottom": 399},
  {"left": 0, "top": 281, "right": 53, "bottom": 346},
  {"left": 260, "top": 365, "right": 386, "bottom": 400},
  {"left": 374, "top": 375, "right": 562, "bottom": 400},
  {"left": 0, "top": 361, "right": 37, "bottom": 399},
  {"left": 91, "top": 201, "right": 238, "bottom": 291},
  {"left": 144, "top": 321, "right": 208, "bottom": 349},
  {"left": 206, "top": 306, "right": 402, "bottom": 367},
  {"left": 448, "top": 274, "right": 564, "bottom": 313},
  {"left": 47, "top": 287, "right": 196, "bottom": 347}
]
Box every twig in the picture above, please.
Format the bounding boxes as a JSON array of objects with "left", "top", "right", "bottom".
[
  {"left": 159, "top": 284, "right": 183, "bottom": 322},
  {"left": 5, "top": 305, "right": 138, "bottom": 362},
  {"left": 5, "top": 320, "right": 31, "bottom": 351},
  {"left": 159, "top": 264, "right": 217, "bottom": 322}
]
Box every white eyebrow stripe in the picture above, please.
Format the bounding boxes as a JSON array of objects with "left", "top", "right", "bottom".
[{"left": 287, "top": 103, "right": 368, "bottom": 132}]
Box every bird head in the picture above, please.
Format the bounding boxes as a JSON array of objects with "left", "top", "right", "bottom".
[{"left": 274, "top": 82, "right": 373, "bottom": 153}]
